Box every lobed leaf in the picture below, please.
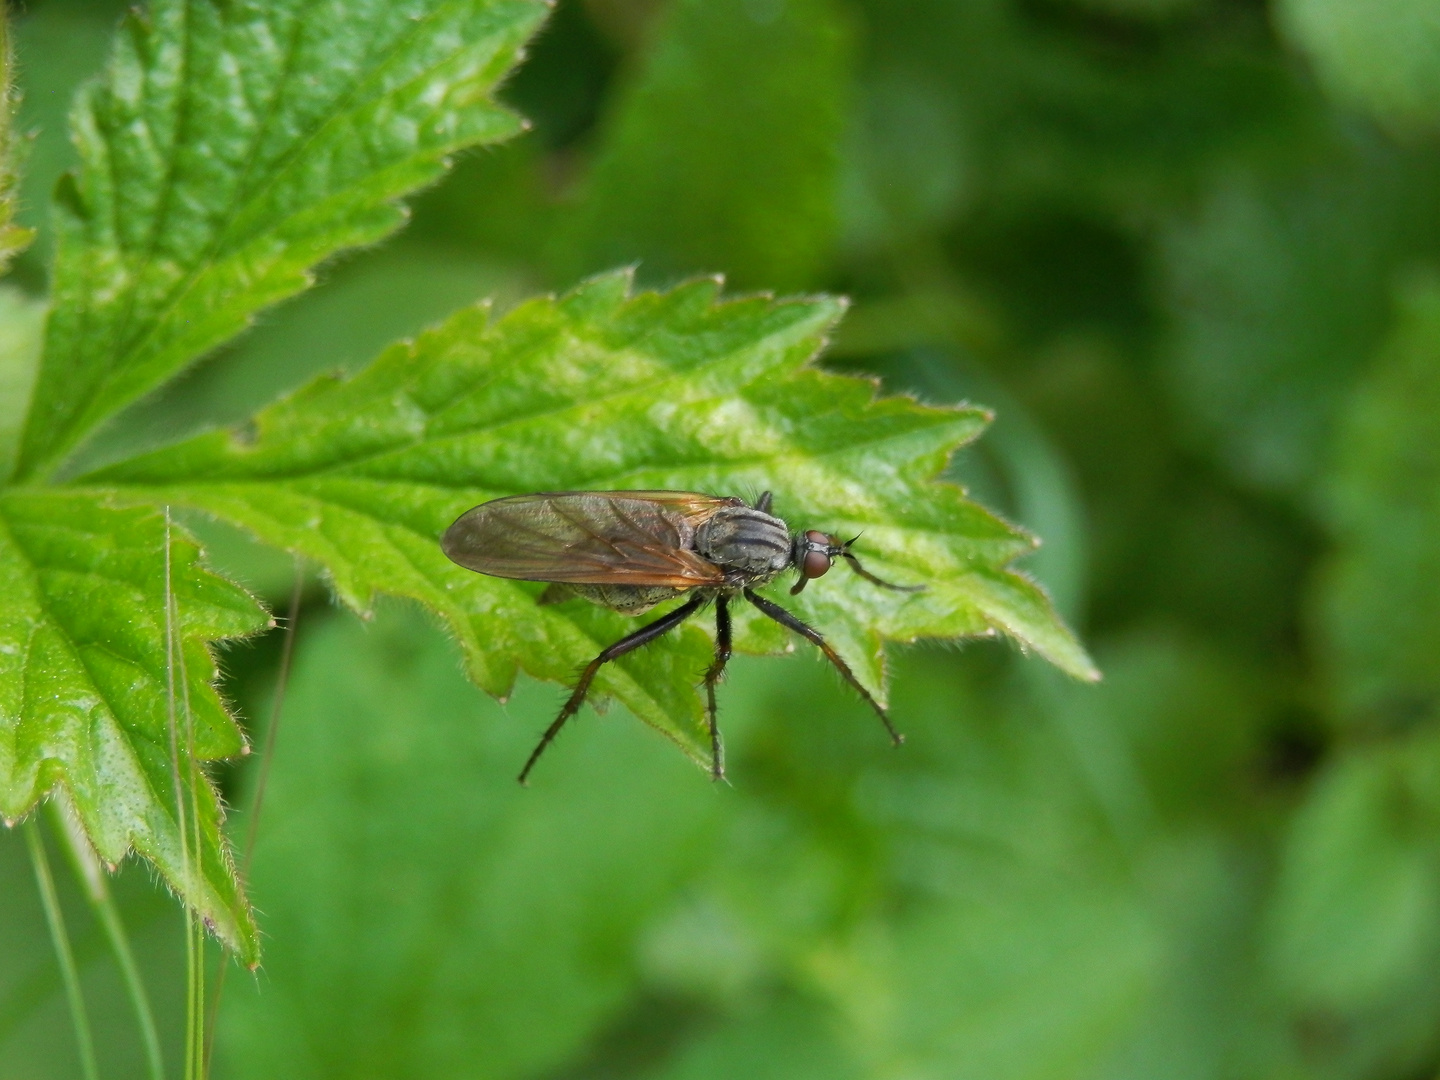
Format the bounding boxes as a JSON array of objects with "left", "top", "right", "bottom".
[
  {"left": 14, "top": 0, "right": 549, "bottom": 482},
  {"left": 84, "top": 272, "right": 1095, "bottom": 770},
  {"left": 0, "top": 491, "right": 270, "bottom": 961}
]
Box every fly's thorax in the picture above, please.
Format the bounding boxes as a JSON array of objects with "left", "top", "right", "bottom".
[{"left": 694, "top": 505, "right": 792, "bottom": 579}]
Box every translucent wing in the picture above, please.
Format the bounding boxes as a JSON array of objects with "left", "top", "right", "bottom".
[{"left": 441, "top": 491, "right": 739, "bottom": 587}]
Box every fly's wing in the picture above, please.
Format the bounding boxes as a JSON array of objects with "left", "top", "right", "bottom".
[{"left": 441, "top": 492, "right": 738, "bottom": 587}]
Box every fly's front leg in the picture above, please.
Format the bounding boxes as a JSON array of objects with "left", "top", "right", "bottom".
[
  {"left": 743, "top": 588, "right": 904, "bottom": 747},
  {"left": 703, "top": 595, "right": 733, "bottom": 780},
  {"left": 840, "top": 550, "right": 925, "bottom": 593},
  {"left": 519, "top": 594, "right": 708, "bottom": 784}
]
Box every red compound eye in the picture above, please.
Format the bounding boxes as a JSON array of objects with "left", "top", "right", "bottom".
[{"left": 802, "top": 547, "right": 831, "bottom": 579}]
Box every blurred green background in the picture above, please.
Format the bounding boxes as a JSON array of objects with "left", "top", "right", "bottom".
[{"left": 5, "top": 0, "right": 1440, "bottom": 1076}]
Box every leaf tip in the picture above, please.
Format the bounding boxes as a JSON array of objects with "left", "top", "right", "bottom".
[{"left": 1057, "top": 643, "right": 1102, "bottom": 684}]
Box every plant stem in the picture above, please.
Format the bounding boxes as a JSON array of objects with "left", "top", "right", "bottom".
[
  {"left": 205, "top": 557, "right": 305, "bottom": 1074},
  {"left": 163, "top": 509, "right": 203, "bottom": 1080},
  {"left": 25, "top": 816, "right": 100, "bottom": 1080},
  {"left": 49, "top": 802, "right": 167, "bottom": 1080},
  {"left": 245, "top": 558, "right": 305, "bottom": 867},
  {"left": 98, "top": 889, "right": 167, "bottom": 1080}
]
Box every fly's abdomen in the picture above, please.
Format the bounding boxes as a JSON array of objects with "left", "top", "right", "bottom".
[
  {"left": 559, "top": 583, "right": 687, "bottom": 615},
  {"left": 695, "top": 507, "right": 792, "bottom": 578}
]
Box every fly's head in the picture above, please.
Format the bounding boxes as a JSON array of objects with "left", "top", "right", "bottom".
[
  {"left": 789, "top": 530, "right": 846, "bottom": 595},
  {"left": 789, "top": 530, "right": 926, "bottom": 597}
]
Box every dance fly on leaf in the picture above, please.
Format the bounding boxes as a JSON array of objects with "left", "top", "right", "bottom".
[{"left": 441, "top": 491, "right": 923, "bottom": 783}]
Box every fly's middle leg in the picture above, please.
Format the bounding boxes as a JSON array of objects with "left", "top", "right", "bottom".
[
  {"left": 518, "top": 594, "right": 707, "bottom": 784},
  {"left": 703, "top": 595, "right": 733, "bottom": 780}
]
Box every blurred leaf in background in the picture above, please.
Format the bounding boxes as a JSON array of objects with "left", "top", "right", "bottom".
[
  {"left": 558, "top": 0, "right": 852, "bottom": 291},
  {"left": 1260, "top": 272, "right": 1440, "bottom": 1079},
  {"left": 6, "top": 0, "right": 1440, "bottom": 1077},
  {"left": 1279, "top": 0, "right": 1440, "bottom": 132},
  {"left": 1315, "top": 274, "right": 1440, "bottom": 732}
]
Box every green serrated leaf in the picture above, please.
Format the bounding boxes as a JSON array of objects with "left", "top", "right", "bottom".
[
  {"left": 0, "top": 491, "right": 269, "bottom": 961},
  {"left": 14, "top": 0, "right": 549, "bottom": 482},
  {"left": 83, "top": 272, "right": 1095, "bottom": 770}
]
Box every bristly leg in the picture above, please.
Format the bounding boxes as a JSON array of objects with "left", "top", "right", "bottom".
[
  {"left": 743, "top": 588, "right": 905, "bottom": 747},
  {"left": 518, "top": 594, "right": 708, "bottom": 784},
  {"left": 703, "top": 596, "right": 732, "bottom": 780}
]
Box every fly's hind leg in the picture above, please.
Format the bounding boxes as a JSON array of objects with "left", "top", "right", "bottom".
[
  {"left": 703, "top": 596, "right": 733, "bottom": 780},
  {"left": 519, "top": 594, "right": 708, "bottom": 784},
  {"left": 743, "top": 588, "right": 904, "bottom": 747}
]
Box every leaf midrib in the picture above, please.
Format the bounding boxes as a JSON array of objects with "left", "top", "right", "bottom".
[{"left": 91, "top": 328, "right": 941, "bottom": 491}]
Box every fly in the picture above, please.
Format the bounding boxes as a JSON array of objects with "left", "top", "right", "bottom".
[{"left": 441, "top": 490, "right": 923, "bottom": 783}]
